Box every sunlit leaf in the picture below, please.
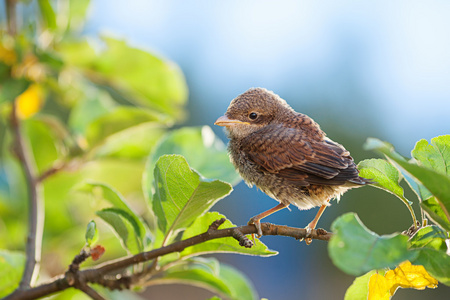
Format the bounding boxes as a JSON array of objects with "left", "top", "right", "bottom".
[
  {"left": 421, "top": 198, "right": 450, "bottom": 231},
  {"left": 57, "top": 38, "right": 97, "bottom": 67},
  {"left": 152, "top": 155, "right": 232, "bottom": 243},
  {"left": 67, "top": 0, "right": 91, "bottom": 32},
  {"left": 160, "top": 257, "right": 258, "bottom": 300},
  {"left": 86, "top": 106, "right": 168, "bottom": 146},
  {"left": 0, "top": 250, "right": 25, "bottom": 297},
  {"left": 92, "top": 123, "right": 166, "bottom": 159},
  {"left": 368, "top": 261, "right": 438, "bottom": 299},
  {"left": 76, "top": 182, "right": 149, "bottom": 249},
  {"left": 365, "top": 138, "right": 450, "bottom": 227},
  {"left": 409, "top": 225, "right": 448, "bottom": 251},
  {"left": 96, "top": 208, "right": 143, "bottom": 254},
  {"left": 412, "top": 135, "right": 450, "bottom": 176},
  {"left": 368, "top": 273, "right": 390, "bottom": 300},
  {"left": 344, "top": 270, "right": 378, "bottom": 300},
  {"left": 25, "top": 118, "right": 66, "bottom": 173},
  {"left": 58, "top": 36, "right": 188, "bottom": 119},
  {"left": 144, "top": 126, "right": 240, "bottom": 201},
  {"left": 387, "top": 261, "right": 438, "bottom": 295},
  {"left": 328, "top": 213, "right": 418, "bottom": 276},
  {"left": 37, "top": 0, "right": 57, "bottom": 30},
  {"left": 358, "top": 159, "right": 403, "bottom": 198},
  {"left": 413, "top": 248, "right": 450, "bottom": 285},
  {"left": 180, "top": 211, "right": 277, "bottom": 258}
]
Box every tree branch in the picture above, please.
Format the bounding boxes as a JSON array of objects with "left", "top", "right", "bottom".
[
  {"left": 76, "top": 284, "right": 106, "bottom": 300},
  {"left": 6, "top": 0, "right": 17, "bottom": 35},
  {"left": 10, "top": 101, "right": 45, "bottom": 289},
  {"left": 4, "top": 222, "right": 331, "bottom": 299}
]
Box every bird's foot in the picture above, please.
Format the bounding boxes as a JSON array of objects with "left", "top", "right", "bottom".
[
  {"left": 248, "top": 217, "right": 263, "bottom": 239},
  {"left": 301, "top": 226, "right": 312, "bottom": 245}
]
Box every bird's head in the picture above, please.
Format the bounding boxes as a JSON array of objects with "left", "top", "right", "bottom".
[{"left": 215, "top": 87, "right": 294, "bottom": 139}]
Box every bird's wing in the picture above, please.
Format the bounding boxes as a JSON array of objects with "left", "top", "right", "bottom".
[{"left": 241, "top": 124, "right": 362, "bottom": 186}]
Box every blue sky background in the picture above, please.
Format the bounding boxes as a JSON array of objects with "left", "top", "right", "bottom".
[{"left": 86, "top": 1, "right": 450, "bottom": 299}]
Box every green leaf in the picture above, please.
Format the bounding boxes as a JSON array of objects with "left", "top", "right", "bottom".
[
  {"left": 37, "top": 0, "right": 57, "bottom": 30},
  {"left": 413, "top": 248, "right": 450, "bottom": 286},
  {"left": 409, "top": 225, "right": 448, "bottom": 251},
  {"left": 412, "top": 135, "right": 450, "bottom": 176},
  {"left": 96, "top": 36, "right": 188, "bottom": 117},
  {"left": 357, "top": 158, "right": 406, "bottom": 200},
  {"left": 58, "top": 38, "right": 97, "bottom": 67},
  {"left": 328, "top": 213, "right": 418, "bottom": 276},
  {"left": 92, "top": 123, "right": 166, "bottom": 159},
  {"left": 25, "top": 119, "right": 67, "bottom": 173},
  {"left": 358, "top": 158, "right": 417, "bottom": 225},
  {"left": 76, "top": 182, "right": 149, "bottom": 248},
  {"left": 144, "top": 126, "right": 240, "bottom": 200},
  {"left": 365, "top": 138, "right": 450, "bottom": 226},
  {"left": 0, "top": 78, "right": 30, "bottom": 104},
  {"left": 86, "top": 106, "right": 168, "bottom": 146},
  {"left": 421, "top": 198, "right": 450, "bottom": 231},
  {"left": 160, "top": 258, "right": 258, "bottom": 300},
  {"left": 344, "top": 270, "right": 379, "bottom": 300},
  {"left": 66, "top": 0, "right": 91, "bottom": 32},
  {"left": 68, "top": 89, "right": 115, "bottom": 136},
  {"left": 0, "top": 250, "right": 25, "bottom": 297},
  {"left": 58, "top": 37, "right": 188, "bottom": 119},
  {"left": 152, "top": 155, "right": 232, "bottom": 243},
  {"left": 85, "top": 220, "right": 98, "bottom": 247},
  {"left": 180, "top": 211, "right": 277, "bottom": 258},
  {"left": 96, "top": 208, "right": 143, "bottom": 254}
]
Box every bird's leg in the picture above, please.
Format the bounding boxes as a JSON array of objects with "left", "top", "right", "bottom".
[
  {"left": 304, "top": 202, "right": 329, "bottom": 245},
  {"left": 248, "top": 203, "right": 288, "bottom": 238}
]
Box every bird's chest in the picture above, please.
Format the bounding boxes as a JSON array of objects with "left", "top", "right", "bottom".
[{"left": 228, "top": 142, "right": 262, "bottom": 187}]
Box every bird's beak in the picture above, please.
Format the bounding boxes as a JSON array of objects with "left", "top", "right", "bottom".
[{"left": 214, "top": 115, "right": 250, "bottom": 127}]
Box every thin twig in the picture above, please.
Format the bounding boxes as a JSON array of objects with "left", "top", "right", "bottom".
[
  {"left": 36, "top": 161, "right": 67, "bottom": 182},
  {"left": 11, "top": 101, "right": 44, "bottom": 289},
  {"left": 4, "top": 222, "right": 331, "bottom": 300}
]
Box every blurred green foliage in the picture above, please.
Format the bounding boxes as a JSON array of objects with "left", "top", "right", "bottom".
[
  {"left": 1, "top": 1, "right": 449, "bottom": 300},
  {"left": 0, "top": 1, "right": 267, "bottom": 299}
]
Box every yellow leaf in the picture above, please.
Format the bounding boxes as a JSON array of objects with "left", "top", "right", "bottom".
[
  {"left": 386, "top": 261, "right": 438, "bottom": 296},
  {"left": 368, "top": 273, "right": 391, "bottom": 300},
  {"left": 0, "top": 43, "right": 16, "bottom": 65},
  {"left": 368, "top": 261, "right": 438, "bottom": 300},
  {"left": 15, "top": 84, "right": 44, "bottom": 119}
]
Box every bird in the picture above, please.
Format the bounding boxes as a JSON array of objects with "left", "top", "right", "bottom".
[{"left": 215, "top": 87, "right": 370, "bottom": 244}]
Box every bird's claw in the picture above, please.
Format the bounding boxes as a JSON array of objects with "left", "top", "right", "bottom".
[
  {"left": 248, "top": 218, "right": 263, "bottom": 238},
  {"left": 300, "top": 226, "right": 313, "bottom": 245}
]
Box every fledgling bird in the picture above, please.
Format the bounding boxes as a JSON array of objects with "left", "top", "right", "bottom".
[{"left": 215, "top": 88, "right": 370, "bottom": 243}]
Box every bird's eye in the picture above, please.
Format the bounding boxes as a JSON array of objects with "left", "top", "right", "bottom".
[{"left": 249, "top": 112, "right": 258, "bottom": 120}]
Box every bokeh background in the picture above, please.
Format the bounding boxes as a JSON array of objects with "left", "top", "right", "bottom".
[
  {"left": 84, "top": 1, "right": 450, "bottom": 299},
  {"left": 1, "top": 0, "right": 449, "bottom": 299}
]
